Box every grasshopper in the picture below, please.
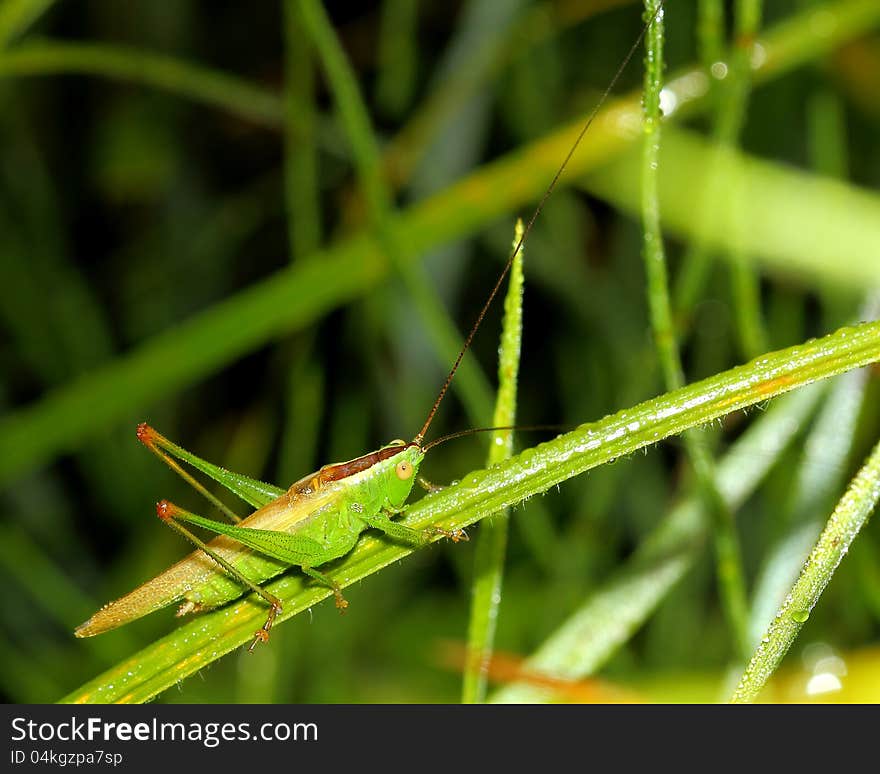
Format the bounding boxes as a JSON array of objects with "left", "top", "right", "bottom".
[
  {"left": 75, "top": 424, "right": 458, "bottom": 651},
  {"left": 74, "top": 5, "right": 662, "bottom": 653}
]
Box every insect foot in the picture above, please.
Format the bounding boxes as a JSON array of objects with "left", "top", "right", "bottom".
[
  {"left": 332, "top": 586, "right": 349, "bottom": 612},
  {"left": 248, "top": 600, "right": 283, "bottom": 654},
  {"left": 424, "top": 525, "right": 469, "bottom": 543}
]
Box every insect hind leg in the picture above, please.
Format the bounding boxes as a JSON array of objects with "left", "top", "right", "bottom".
[{"left": 155, "top": 500, "right": 282, "bottom": 652}]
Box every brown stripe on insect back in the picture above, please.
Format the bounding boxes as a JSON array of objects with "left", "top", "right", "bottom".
[{"left": 290, "top": 443, "right": 417, "bottom": 496}]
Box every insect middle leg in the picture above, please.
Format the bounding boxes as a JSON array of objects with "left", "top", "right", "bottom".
[{"left": 299, "top": 566, "right": 349, "bottom": 611}]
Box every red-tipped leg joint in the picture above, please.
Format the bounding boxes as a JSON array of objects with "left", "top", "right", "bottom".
[
  {"left": 156, "top": 499, "right": 179, "bottom": 522},
  {"left": 136, "top": 422, "right": 159, "bottom": 448}
]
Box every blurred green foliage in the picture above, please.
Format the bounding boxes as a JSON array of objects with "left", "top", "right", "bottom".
[{"left": 1, "top": 0, "right": 880, "bottom": 703}]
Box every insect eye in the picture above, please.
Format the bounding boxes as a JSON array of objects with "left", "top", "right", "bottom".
[{"left": 395, "top": 460, "right": 413, "bottom": 480}]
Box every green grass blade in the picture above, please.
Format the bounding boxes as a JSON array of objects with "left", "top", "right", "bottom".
[
  {"left": 730, "top": 436, "right": 880, "bottom": 703},
  {"left": 283, "top": 0, "right": 321, "bottom": 262},
  {"left": 276, "top": 0, "right": 324, "bottom": 505},
  {"left": 0, "top": 0, "right": 56, "bottom": 48},
  {"left": 489, "top": 383, "right": 826, "bottom": 703},
  {"left": 2, "top": 130, "right": 879, "bottom": 492},
  {"left": 59, "top": 321, "right": 880, "bottom": 703},
  {"left": 0, "top": 40, "right": 284, "bottom": 127},
  {"left": 583, "top": 126, "right": 880, "bottom": 289},
  {"left": 748, "top": 334, "right": 872, "bottom": 641},
  {"left": 641, "top": 0, "right": 677, "bottom": 390},
  {"left": 384, "top": 0, "right": 523, "bottom": 186},
  {"left": 462, "top": 219, "right": 525, "bottom": 704},
  {"left": 724, "top": 0, "right": 767, "bottom": 358},
  {"left": 300, "top": 0, "right": 494, "bottom": 428},
  {"left": 697, "top": 0, "right": 725, "bottom": 77},
  {"left": 677, "top": 0, "right": 768, "bottom": 354},
  {"left": 0, "top": 250, "right": 384, "bottom": 486},
  {"left": 375, "top": 0, "right": 418, "bottom": 118},
  {"left": 641, "top": 0, "right": 749, "bottom": 658},
  {"left": 2, "top": 3, "right": 880, "bottom": 488}
]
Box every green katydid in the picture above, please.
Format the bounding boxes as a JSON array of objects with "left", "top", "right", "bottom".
[
  {"left": 76, "top": 426, "right": 458, "bottom": 651},
  {"left": 74, "top": 6, "right": 662, "bottom": 653},
  {"left": 72, "top": 227, "right": 524, "bottom": 652}
]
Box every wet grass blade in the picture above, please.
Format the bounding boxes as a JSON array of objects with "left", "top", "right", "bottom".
[
  {"left": 748, "top": 358, "right": 871, "bottom": 644},
  {"left": 2, "top": 3, "right": 879, "bottom": 487},
  {"left": 0, "top": 40, "right": 284, "bottom": 127},
  {"left": 59, "top": 320, "right": 880, "bottom": 703},
  {"left": 641, "top": 0, "right": 748, "bottom": 657},
  {"left": 462, "top": 219, "right": 525, "bottom": 704},
  {"left": 730, "top": 436, "right": 880, "bottom": 703},
  {"left": 489, "top": 382, "right": 827, "bottom": 703}
]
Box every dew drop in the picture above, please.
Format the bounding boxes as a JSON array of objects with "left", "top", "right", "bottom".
[
  {"left": 658, "top": 87, "right": 677, "bottom": 116},
  {"left": 790, "top": 608, "right": 810, "bottom": 624},
  {"left": 710, "top": 61, "right": 728, "bottom": 80},
  {"left": 750, "top": 42, "right": 767, "bottom": 69},
  {"left": 462, "top": 472, "right": 484, "bottom": 488}
]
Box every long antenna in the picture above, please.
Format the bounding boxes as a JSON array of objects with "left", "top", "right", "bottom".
[
  {"left": 414, "top": 2, "right": 664, "bottom": 445},
  {"left": 422, "top": 424, "right": 571, "bottom": 453}
]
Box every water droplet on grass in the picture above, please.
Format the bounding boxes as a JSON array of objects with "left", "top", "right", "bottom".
[{"left": 790, "top": 608, "right": 810, "bottom": 623}]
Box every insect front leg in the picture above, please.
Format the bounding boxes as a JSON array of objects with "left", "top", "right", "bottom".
[
  {"left": 363, "top": 509, "right": 469, "bottom": 545},
  {"left": 423, "top": 524, "right": 469, "bottom": 543},
  {"left": 416, "top": 475, "right": 445, "bottom": 494}
]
